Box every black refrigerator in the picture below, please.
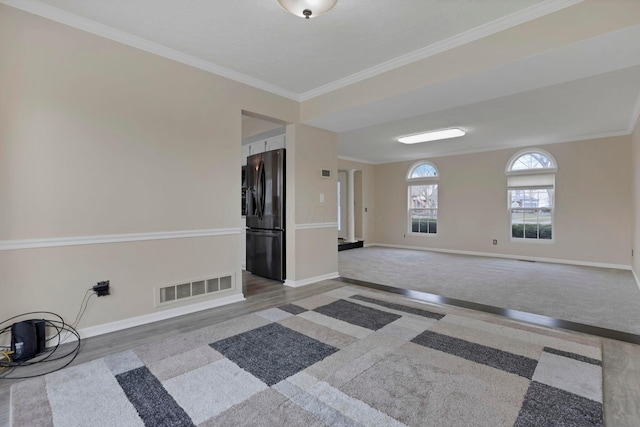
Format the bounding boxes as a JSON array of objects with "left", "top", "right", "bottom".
[{"left": 246, "top": 148, "right": 285, "bottom": 281}]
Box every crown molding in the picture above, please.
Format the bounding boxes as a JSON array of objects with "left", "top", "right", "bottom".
[
  {"left": 0, "top": 0, "right": 301, "bottom": 101},
  {"left": 299, "top": 0, "right": 584, "bottom": 101}
]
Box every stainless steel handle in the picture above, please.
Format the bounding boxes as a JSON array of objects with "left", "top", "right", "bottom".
[{"left": 257, "top": 159, "right": 266, "bottom": 220}]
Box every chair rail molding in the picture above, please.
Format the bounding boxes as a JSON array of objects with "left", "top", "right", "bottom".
[{"left": 0, "top": 228, "right": 242, "bottom": 251}]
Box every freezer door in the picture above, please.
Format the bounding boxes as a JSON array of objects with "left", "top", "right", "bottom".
[{"left": 246, "top": 228, "right": 285, "bottom": 281}]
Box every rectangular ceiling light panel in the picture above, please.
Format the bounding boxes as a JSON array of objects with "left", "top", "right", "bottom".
[{"left": 398, "top": 128, "right": 465, "bottom": 144}]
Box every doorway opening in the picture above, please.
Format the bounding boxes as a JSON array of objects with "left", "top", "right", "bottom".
[
  {"left": 337, "top": 171, "right": 347, "bottom": 240},
  {"left": 337, "top": 169, "right": 364, "bottom": 251},
  {"left": 241, "top": 111, "right": 287, "bottom": 289}
]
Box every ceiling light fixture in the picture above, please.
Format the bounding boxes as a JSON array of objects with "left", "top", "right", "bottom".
[
  {"left": 398, "top": 128, "right": 466, "bottom": 144},
  {"left": 277, "top": 0, "right": 338, "bottom": 19}
]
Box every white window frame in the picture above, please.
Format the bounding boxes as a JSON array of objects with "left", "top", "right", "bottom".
[
  {"left": 407, "top": 161, "right": 439, "bottom": 236},
  {"left": 505, "top": 148, "right": 557, "bottom": 243}
]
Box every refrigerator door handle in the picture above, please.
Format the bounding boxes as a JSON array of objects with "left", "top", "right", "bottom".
[{"left": 256, "top": 159, "right": 266, "bottom": 220}]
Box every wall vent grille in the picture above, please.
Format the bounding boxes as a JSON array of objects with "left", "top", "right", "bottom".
[{"left": 157, "top": 275, "right": 233, "bottom": 306}]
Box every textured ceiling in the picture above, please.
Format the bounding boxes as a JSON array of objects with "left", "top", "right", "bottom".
[{"left": 5, "top": 0, "right": 640, "bottom": 164}]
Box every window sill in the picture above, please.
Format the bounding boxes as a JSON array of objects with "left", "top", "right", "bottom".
[{"left": 509, "top": 238, "right": 554, "bottom": 244}]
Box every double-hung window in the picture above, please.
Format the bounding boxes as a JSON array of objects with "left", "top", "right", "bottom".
[
  {"left": 407, "top": 161, "right": 438, "bottom": 235},
  {"left": 506, "top": 149, "right": 557, "bottom": 241}
]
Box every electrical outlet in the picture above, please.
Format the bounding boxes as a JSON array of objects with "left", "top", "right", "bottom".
[
  {"left": 93, "top": 280, "right": 110, "bottom": 297},
  {"left": 493, "top": 239, "right": 498, "bottom": 245}
]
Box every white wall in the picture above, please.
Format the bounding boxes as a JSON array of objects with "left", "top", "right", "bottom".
[
  {"left": 632, "top": 115, "right": 640, "bottom": 279},
  {"left": 372, "top": 136, "right": 633, "bottom": 267},
  {"left": 287, "top": 124, "right": 339, "bottom": 285},
  {"left": 2, "top": 2, "right": 635, "bottom": 336},
  {"left": 0, "top": 5, "right": 338, "bottom": 335},
  {"left": 242, "top": 115, "right": 283, "bottom": 140}
]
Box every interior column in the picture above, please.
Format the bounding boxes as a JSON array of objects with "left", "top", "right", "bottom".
[{"left": 347, "top": 169, "right": 356, "bottom": 243}]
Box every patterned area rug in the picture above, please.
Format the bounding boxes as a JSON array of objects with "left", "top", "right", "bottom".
[{"left": 10, "top": 287, "right": 604, "bottom": 426}]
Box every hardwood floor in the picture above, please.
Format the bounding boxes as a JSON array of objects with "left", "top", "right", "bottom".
[
  {"left": 0, "top": 272, "right": 343, "bottom": 426},
  {"left": 1, "top": 272, "right": 639, "bottom": 426}
]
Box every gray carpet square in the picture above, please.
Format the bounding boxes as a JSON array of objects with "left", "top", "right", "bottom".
[
  {"left": 278, "top": 316, "right": 357, "bottom": 349},
  {"left": 532, "top": 351, "right": 602, "bottom": 403},
  {"left": 203, "top": 388, "right": 325, "bottom": 427},
  {"left": 297, "top": 310, "right": 373, "bottom": 338},
  {"left": 116, "top": 366, "right": 193, "bottom": 427},
  {"left": 514, "top": 381, "right": 603, "bottom": 427},
  {"left": 412, "top": 330, "right": 538, "bottom": 379},
  {"left": 278, "top": 303, "right": 308, "bottom": 315},
  {"left": 147, "top": 345, "right": 223, "bottom": 382},
  {"left": 256, "top": 307, "right": 293, "bottom": 322},
  {"left": 313, "top": 299, "right": 401, "bottom": 330},
  {"left": 543, "top": 346, "right": 602, "bottom": 366},
  {"left": 9, "top": 378, "right": 53, "bottom": 427},
  {"left": 273, "top": 380, "right": 357, "bottom": 426},
  {"left": 350, "top": 294, "right": 445, "bottom": 319},
  {"left": 211, "top": 322, "right": 338, "bottom": 386},
  {"left": 436, "top": 313, "right": 602, "bottom": 360},
  {"left": 340, "top": 342, "right": 529, "bottom": 427},
  {"left": 162, "top": 359, "right": 268, "bottom": 424},
  {"left": 104, "top": 349, "right": 145, "bottom": 375},
  {"left": 280, "top": 372, "right": 406, "bottom": 426},
  {"left": 429, "top": 318, "right": 542, "bottom": 359},
  {"left": 294, "top": 294, "right": 338, "bottom": 310},
  {"left": 43, "top": 359, "right": 144, "bottom": 427}
]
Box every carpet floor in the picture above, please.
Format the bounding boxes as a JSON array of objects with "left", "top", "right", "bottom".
[
  {"left": 11, "top": 286, "right": 604, "bottom": 426},
  {"left": 339, "top": 247, "right": 640, "bottom": 335}
]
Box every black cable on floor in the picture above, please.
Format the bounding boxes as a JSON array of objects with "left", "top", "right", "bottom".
[{"left": 0, "top": 310, "right": 83, "bottom": 380}]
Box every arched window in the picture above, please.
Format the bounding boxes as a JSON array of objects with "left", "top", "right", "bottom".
[
  {"left": 506, "top": 149, "right": 557, "bottom": 241},
  {"left": 407, "top": 161, "right": 439, "bottom": 235}
]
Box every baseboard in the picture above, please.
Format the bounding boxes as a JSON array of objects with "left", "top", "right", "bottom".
[
  {"left": 64, "top": 293, "right": 245, "bottom": 343},
  {"left": 338, "top": 240, "right": 364, "bottom": 251},
  {"left": 284, "top": 272, "right": 340, "bottom": 288},
  {"left": 369, "top": 243, "right": 632, "bottom": 271}
]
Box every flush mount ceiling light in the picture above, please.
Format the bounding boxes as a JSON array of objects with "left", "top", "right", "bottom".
[
  {"left": 398, "top": 128, "right": 466, "bottom": 144},
  {"left": 277, "top": 0, "right": 338, "bottom": 19}
]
